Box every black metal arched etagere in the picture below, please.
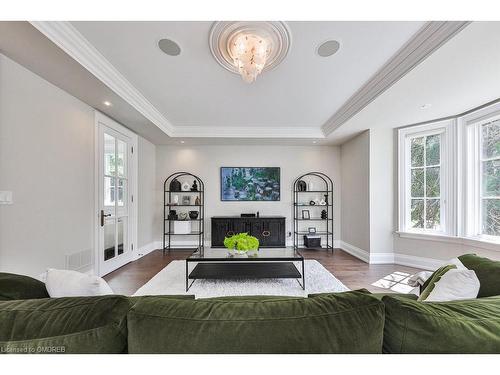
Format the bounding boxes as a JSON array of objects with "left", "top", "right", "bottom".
[
  {"left": 293, "top": 172, "right": 334, "bottom": 252},
  {"left": 163, "top": 172, "right": 205, "bottom": 255}
]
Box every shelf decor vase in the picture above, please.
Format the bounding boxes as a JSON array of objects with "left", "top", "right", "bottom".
[
  {"left": 169, "top": 178, "right": 182, "bottom": 192},
  {"left": 228, "top": 248, "right": 248, "bottom": 257}
]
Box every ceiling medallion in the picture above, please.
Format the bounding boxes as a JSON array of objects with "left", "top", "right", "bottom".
[{"left": 209, "top": 21, "right": 291, "bottom": 83}]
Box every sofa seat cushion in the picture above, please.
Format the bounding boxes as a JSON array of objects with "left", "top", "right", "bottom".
[
  {"left": 0, "top": 295, "right": 132, "bottom": 354},
  {"left": 459, "top": 254, "right": 500, "bottom": 297},
  {"left": 127, "top": 290, "right": 385, "bottom": 354},
  {"left": 0, "top": 273, "right": 49, "bottom": 301},
  {"left": 383, "top": 294, "right": 500, "bottom": 353}
]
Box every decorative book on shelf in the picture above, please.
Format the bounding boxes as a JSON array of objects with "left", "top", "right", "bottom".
[
  {"left": 292, "top": 172, "right": 334, "bottom": 252},
  {"left": 163, "top": 172, "right": 205, "bottom": 254}
]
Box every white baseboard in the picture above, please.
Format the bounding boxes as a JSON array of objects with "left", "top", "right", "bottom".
[
  {"left": 134, "top": 241, "right": 161, "bottom": 260},
  {"left": 338, "top": 242, "right": 442, "bottom": 270},
  {"left": 133, "top": 238, "right": 340, "bottom": 259},
  {"left": 393, "top": 253, "right": 443, "bottom": 271},
  {"left": 339, "top": 241, "right": 370, "bottom": 263},
  {"left": 369, "top": 252, "right": 395, "bottom": 264},
  {"left": 135, "top": 240, "right": 441, "bottom": 271}
]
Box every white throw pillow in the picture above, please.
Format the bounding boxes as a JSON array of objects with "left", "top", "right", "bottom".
[
  {"left": 45, "top": 268, "right": 114, "bottom": 298},
  {"left": 446, "top": 257, "right": 468, "bottom": 270},
  {"left": 424, "top": 269, "right": 480, "bottom": 302}
]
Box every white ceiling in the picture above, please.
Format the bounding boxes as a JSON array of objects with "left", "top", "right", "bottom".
[
  {"left": 71, "top": 21, "right": 424, "bottom": 132},
  {"left": 330, "top": 21, "right": 500, "bottom": 144},
  {"left": 5, "top": 21, "right": 498, "bottom": 146}
]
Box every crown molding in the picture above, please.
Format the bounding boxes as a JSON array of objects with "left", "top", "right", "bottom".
[
  {"left": 30, "top": 21, "right": 176, "bottom": 137},
  {"left": 172, "top": 125, "right": 324, "bottom": 139},
  {"left": 30, "top": 21, "right": 468, "bottom": 141},
  {"left": 322, "top": 21, "right": 471, "bottom": 136}
]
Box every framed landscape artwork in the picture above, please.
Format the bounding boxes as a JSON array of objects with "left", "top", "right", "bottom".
[{"left": 221, "top": 167, "right": 280, "bottom": 201}]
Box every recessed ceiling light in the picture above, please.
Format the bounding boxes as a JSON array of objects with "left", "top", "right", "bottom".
[
  {"left": 420, "top": 103, "right": 432, "bottom": 110},
  {"left": 317, "top": 40, "right": 340, "bottom": 57},
  {"left": 103, "top": 101, "right": 112, "bottom": 106},
  {"left": 158, "top": 39, "right": 181, "bottom": 56},
  {"left": 180, "top": 140, "right": 185, "bottom": 144}
]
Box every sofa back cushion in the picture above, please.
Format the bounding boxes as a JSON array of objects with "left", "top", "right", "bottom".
[
  {"left": 0, "top": 272, "right": 49, "bottom": 301},
  {"left": 383, "top": 294, "right": 500, "bottom": 353},
  {"left": 0, "top": 295, "right": 132, "bottom": 354},
  {"left": 458, "top": 254, "right": 500, "bottom": 297},
  {"left": 127, "top": 290, "right": 385, "bottom": 354}
]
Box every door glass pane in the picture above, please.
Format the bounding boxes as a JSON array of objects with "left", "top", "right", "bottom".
[
  {"left": 104, "top": 218, "right": 116, "bottom": 261},
  {"left": 482, "top": 120, "right": 500, "bottom": 159},
  {"left": 482, "top": 199, "right": 500, "bottom": 236},
  {"left": 482, "top": 160, "right": 500, "bottom": 197},
  {"left": 425, "top": 134, "right": 440, "bottom": 166},
  {"left": 104, "top": 133, "right": 116, "bottom": 176},
  {"left": 117, "top": 140, "right": 126, "bottom": 178},
  {"left": 410, "top": 137, "right": 424, "bottom": 167},
  {"left": 426, "top": 167, "right": 440, "bottom": 197},
  {"left": 117, "top": 217, "right": 127, "bottom": 255},
  {"left": 104, "top": 176, "right": 116, "bottom": 207},
  {"left": 410, "top": 199, "right": 424, "bottom": 228},
  {"left": 117, "top": 178, "right": 126, "bottom": 207},
  {"left": 426, "top": 199, "right": 441, "bottom": 230}
]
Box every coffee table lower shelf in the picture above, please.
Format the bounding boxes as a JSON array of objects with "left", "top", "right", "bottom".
[{"left": 186, "top": 262, "right": 304, "bottom": 291}]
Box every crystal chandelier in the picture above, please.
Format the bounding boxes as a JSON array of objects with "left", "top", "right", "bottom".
[
  {"left": 210, "top": 22, "right": 291, "bottom": 84},
  {"left": 229, "top": 33, "right": 270, "bottom": 83}
]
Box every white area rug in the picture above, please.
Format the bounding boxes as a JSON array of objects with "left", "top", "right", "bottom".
[{"left": 133, "top": 260, "right": 349, "bottom": 298}]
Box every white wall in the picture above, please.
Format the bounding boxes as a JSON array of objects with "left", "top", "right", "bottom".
[
  {"left": 369, "top": 128, "right": 396, "bottom": 255},
  {"left": 137, "top": 136, "right": 156, "bottom": 248},
  {"left": 0, "top": 54, "right": 156, "bottom": 276},
  {"left": 0, "top": 54, "right": 95, "bottom": 277},
  {"left": 393, "top": 235, "right": 500, "bottom": 263},
  {"left": 155, "top": 145, "right": 341, "bottom": 246},
  {"left": 340, "top": 131, "right": 370, "bottom": 252}
]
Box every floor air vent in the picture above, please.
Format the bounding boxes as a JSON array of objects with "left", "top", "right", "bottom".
[{"left": 65, "top": 249, "right": 93, "bottom": 271}]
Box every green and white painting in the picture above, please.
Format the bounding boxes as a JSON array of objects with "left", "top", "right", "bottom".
[{"left": 221, "top": 167, "right": 280, "bottom": 201}]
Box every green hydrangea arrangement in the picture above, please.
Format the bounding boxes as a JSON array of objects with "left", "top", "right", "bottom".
[{"left": 223, "top": 232, "right": 259, "bottom": 252}]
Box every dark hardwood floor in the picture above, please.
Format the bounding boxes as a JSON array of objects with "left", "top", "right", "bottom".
[{"left": 104, "top": 248, "right": 422, "bottom": 295}]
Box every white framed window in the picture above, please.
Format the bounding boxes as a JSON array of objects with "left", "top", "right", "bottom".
[
  {"left": 398, "top": 101, "right": 500, "bottom": 248},
  {"left": 463, "top": 106, "right": 500, "bottom": 242},
  {"left": 398, "top": 120, "right": 455, "bottom": 235}
]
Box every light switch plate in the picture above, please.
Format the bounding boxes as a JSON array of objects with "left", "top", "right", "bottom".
[{"left": 0, "top": 191, "right": 13, "bottom": 204}]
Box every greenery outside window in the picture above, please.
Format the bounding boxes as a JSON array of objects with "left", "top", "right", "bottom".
[
  {"left": 409, "top": 134, "right": 442, "bottom": 230},
  {"left": 398, "top": 120, "right": 453, "bottom": 236},
  {"left": 480, "top": 119, "right": 500, "bottom": 236},
  {"left": 399, "top": 102, "right": 500, "bottom": 246},
  {"left": 465, "top": 109, "right": 500, "bottom": 242}
]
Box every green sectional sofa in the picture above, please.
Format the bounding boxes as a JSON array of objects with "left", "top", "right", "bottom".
[{"left": 0, "top": 254, "right": 499, "bottom": 354}]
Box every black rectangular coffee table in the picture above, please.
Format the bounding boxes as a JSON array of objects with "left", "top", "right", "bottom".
[{"left": 185, "top": 248, "right": 305, "bottom": 292}]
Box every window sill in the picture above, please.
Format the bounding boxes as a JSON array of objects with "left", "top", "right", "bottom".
[{"left": 395, "top": 231, "right": 500, "bottom": 252}]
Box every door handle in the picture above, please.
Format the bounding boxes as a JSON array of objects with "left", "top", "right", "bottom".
[
  {"left": 262, "top": 230, "right": 271, "bottom": 237},
  {"left": 100, "top": 210, "right": 112, "bottom": 227}
]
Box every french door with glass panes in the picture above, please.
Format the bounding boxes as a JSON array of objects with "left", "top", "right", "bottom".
[{"left": 96, "top": 112, "right": 137, "bottom": 276}]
